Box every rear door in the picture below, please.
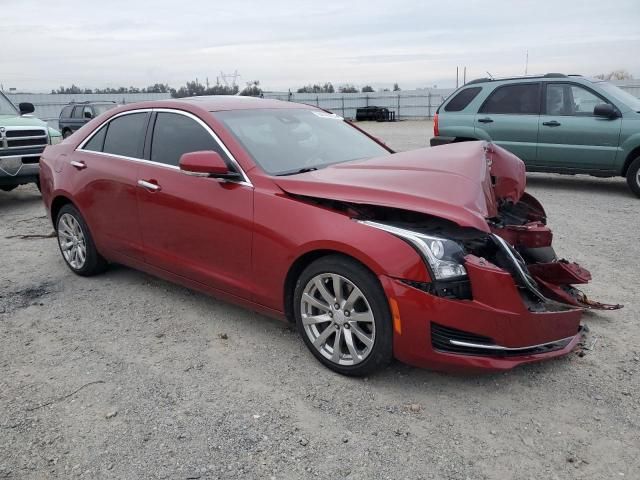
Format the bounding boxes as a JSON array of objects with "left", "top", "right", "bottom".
[
  {"left": 536, "top": 82, "right": 622, "bottom": 171},
  {"left": 73, "top": 110, "right": 149, "bottom": 259},
  {"left": 70, "top": 106, "right": 85, "bottom": 132},
  {"left": 474, "top": 82, "right": 541, "bottom": 164},
  {"left": 136, "top": 110, "right": 254, "bottom": 299}
]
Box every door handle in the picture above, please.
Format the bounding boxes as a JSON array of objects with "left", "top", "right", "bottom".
[
  {"left": 137, "top": 179, "right": 161, "bottom": 192},
  {"left": 542, "top": 120, "right": 561, "bottom": 127},
  {"left": 70, "top": 160, "right": 86, "bottom": 170},
  {"left": 477, "top": 117, "right": 493, "bottom": 123}
]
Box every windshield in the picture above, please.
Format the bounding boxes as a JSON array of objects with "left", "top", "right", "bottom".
[
  {"left": 93, "top": 104, "right": 118, "bottom": 115},
  {"left": 0, "top": 93, "right": 19, "bottom": 115},
  {"left": 598, "top": 82, "right": 640, "bottom": 112},
  {"left": 213, "top": 108, "right": 390, "bottom": 175}
]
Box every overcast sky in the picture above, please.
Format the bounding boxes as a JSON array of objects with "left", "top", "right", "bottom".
[{"left": 2, "top": 0, "right": 639, "bottom": 92}]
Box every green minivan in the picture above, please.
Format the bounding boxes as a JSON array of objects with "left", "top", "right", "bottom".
[{"left": 430, "top": 74, "right": 640, "bottom": 197}]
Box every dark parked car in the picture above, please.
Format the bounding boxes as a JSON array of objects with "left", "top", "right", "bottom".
[
  {"left": 58, "top": 101, "right": 118, "bottom": 138},
  {"left": 40, "top": 96, "right": 620, "bottom": 376}
]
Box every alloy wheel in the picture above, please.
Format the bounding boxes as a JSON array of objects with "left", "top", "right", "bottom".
[
  {"left": 300, "top": 273, "right": 375, "bottom": 366},
  {"left": 57, "top": 213, "right": 87, "bottom": 270}
]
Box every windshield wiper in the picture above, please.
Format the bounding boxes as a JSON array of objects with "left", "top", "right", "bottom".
[{"left": 276, "top": 167, "right": 318, "bottom": 176}]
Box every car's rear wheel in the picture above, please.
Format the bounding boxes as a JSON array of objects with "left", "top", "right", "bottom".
[
  {"left": 62, "top": 129, "right": 73, "bottom": 139},
  {"left": 56, "top": 204, "right": 107, "bottom": 276},
  {"left": 626, "top": 156, "right": 640, "bottom": 198},
  {"left": 293, "top": 255, "right": 393, "bottom": 376}
]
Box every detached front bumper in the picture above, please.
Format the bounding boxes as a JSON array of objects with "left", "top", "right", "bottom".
[{"left": 381, "top": 255, "right": 583, "bottom": 373}]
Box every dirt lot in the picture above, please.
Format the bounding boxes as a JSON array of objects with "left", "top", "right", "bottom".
[{"left": 1, "top": 120, "right": 638, "bottom": 479}]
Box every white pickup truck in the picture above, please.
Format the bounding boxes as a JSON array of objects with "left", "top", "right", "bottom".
[{"left": 0, "top": 91, "right": 62, "bottom": 192}]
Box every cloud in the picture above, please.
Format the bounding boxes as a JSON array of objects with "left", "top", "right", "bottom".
[{"left": 1, "top": 0, "right": 638, "bottom": 91}]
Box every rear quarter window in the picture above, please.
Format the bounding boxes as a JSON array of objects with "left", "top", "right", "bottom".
[
  {"left": 444, "top": 87, "right": 482, "bottom": 112},
  {"left": 83, "top": 125, "right": 108, "bottom": 152}
]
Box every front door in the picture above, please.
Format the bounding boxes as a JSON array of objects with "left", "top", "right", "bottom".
[
  {"left": 136, "top": 110, "right": 254, "bottom": 299},
  {"left": 474, "top": 82, "right": 541, "bottom": 165},
  {"left": 536, "top": 82, "right": 622, "bottom": 171}
]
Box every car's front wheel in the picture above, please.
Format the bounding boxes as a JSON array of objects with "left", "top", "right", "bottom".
[
  {"left": 293, "top": 255, "right": 393, "bottom": 376},
  {"left": 56, "top": 204, "right": 107, "bottom": 276},
  {"left": 626, "top": 156, "right": 640, "bottom": 198}
]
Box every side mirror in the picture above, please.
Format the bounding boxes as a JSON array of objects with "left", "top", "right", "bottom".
[
  {"left": 593, "top": 103, "right": 617, "bottom": 119},
  {"left": 19, "top": 102, "right": 35, "bottom": 115},
  {"left": 84, "top": 111, "right": 93, "bottom": 119},
  {"left": 179, "top": 151, "right": 241, "bottom": 180}
]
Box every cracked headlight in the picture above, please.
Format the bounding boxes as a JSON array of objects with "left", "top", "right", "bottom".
[{"left": 359, "top": 220, "right": 467, "bottom": 280}]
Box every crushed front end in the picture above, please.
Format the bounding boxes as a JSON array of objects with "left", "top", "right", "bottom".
[{"left": 358, "top": 143, "right": 622, "bottom": 372}]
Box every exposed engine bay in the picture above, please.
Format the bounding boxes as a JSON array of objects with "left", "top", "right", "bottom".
[{"left": 292, "top": 193, "right": 623, "bottom": 312}]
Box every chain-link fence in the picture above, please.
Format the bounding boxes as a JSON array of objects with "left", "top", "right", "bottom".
[
  {"left": 7, "top": 81, "right": 639, "bottom": 129},
  {"left": 262, "top": 89, "right": 455, "bottom": 120}
]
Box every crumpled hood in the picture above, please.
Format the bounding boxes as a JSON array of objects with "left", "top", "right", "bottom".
[{"left": 274, "top": 141, "right": 525, "bottom": 233}]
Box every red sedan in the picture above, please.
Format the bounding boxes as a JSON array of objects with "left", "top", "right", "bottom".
[{"left": 39, "top": 97, "right": 620, "bottom": 375}]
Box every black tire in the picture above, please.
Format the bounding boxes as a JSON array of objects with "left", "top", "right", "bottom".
[
  {"left": 55, "top": 204, "right": 107, "bottom": 276},
  {"left": 293, "top": 255, "right": 393, "bottom": 376},
  {"left": 626, "top": 156, "right": 640, "bottom": 198},
  {"left": 62, "top": 129, "right": 73, "bottom": 139}
]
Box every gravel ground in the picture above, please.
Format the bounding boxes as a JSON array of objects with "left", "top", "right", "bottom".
[{"left": 1, "top": 120, "right": 638, "bottom": 479}]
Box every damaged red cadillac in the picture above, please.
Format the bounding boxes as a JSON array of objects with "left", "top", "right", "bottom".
[{"left": 39, "top": 97, "right": 621, "bottom": 376}]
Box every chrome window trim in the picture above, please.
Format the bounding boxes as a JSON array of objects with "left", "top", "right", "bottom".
[
  {"left": 76, "top": 108, "right": 152, "bottom": 151},
  {"left": 82, "top": 150, "right": 180, "bottom": 171},
  {"left": 449, "top": 334, "right": 575, "bottom": 352},
  {"left": 75, "top": 107, "right": 253, "bottom": 187}
]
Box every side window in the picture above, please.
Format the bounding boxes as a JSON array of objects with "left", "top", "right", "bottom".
[
  {"left": 546, "top": 84, "right": 605, "bottom": 116},
  {"left": 150, "top": 112, "right": 226, "bottom": 167},
  {"left": 60, "top": 105, "right": 73, "bottom": 118},
  {"left": 82, "top": 106, "right": 93, "bottom": 119},
  {"left": 445, "top": 87, "right": 482, "bottom": 112},
  {"left": 83, "top": 125, "right": 108, "bottom": 152},
  {"left": 103, "top": 113, "right": 148, "bottom": 158},
  {"left": 72, "top": 106, "right": 84, "bottom": 118},
  {"left": 480, "top": 83, "right": 541, "bottom": 115}
]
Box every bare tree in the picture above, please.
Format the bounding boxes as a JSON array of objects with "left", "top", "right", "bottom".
[
  {"left": 594, "top": 70, "right": 634, "bottom": 81},
  {"left": 339, "top": 84, "right": 358, "bottom": 93}
]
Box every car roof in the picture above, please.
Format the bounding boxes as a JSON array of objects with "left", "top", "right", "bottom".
[
  {"left": 172, "top": 95, "right": 313, "bottom": 112},
  {"left": 87, "top": 96, "right": 324, "bottom": 125},
  {"left": 67, "top": 101, "right": 118, "bottom": 105},
  {"left": 464, "top": 74, "right": 601, "bottom": 86}
]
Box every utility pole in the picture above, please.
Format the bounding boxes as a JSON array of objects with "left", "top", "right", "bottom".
[
  {"left": 463, "top": 66, "right": 466, "bottom": 85},
  {"left": 525, "top": 50, "right": 529, "bottom": 76},
  {"left": 456, "top": 66, "right": 459, "bottom": 88}
]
